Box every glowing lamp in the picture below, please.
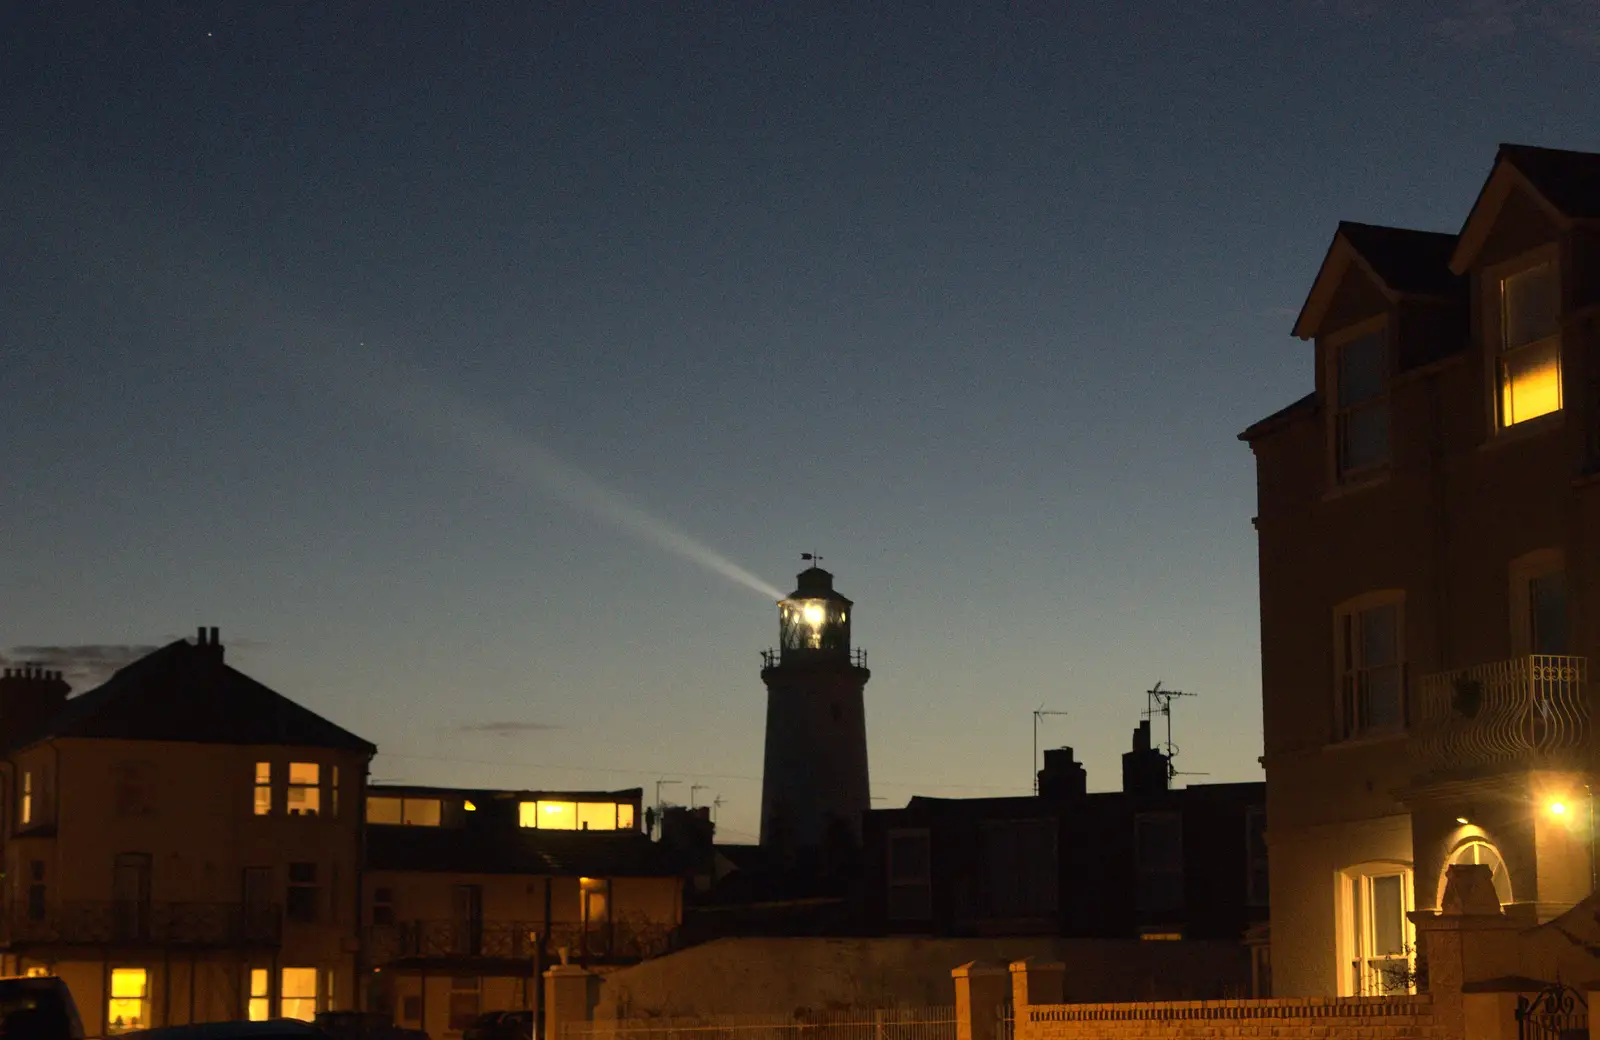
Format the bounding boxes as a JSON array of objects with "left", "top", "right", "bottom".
[
  {"left": 774, "top": 563, "right": 855, "bottom": 661},
  {"left": 1550, "top": 801, "right": 1568, "bottom": 817},
  {"left": 1456, "top": 816, "right": 1471, "bottom": 825}
]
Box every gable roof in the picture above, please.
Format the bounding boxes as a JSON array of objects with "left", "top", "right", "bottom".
[
  {"left": 1292, "top": 222, "right": 1461, "bottom": 339},
  {"left": 1452, "top": 143, "right": 1600, "bottom": 272},
  {"left": 7, "top": 638, "right": 375, "bottom": 755}
]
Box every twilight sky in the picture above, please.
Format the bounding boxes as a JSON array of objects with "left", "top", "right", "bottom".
[{"left": 3, "top": 1, "right": 1598, "bottom": 840}]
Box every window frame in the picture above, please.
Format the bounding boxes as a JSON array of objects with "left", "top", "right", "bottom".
[
  {"left": 279, "top": 967, "right": 318, "bottom": 1022},
  {"left": 1325, "top": 317, "right": 1392, "bottom": 482},
  {"left": 1509, "top": 549, "right": 1567, "bottom": 657},
  {"left": 107, "top": 967, "right": 150, "bottom": 1035},
  {"left": 885, "top": 827, "right": 933, "bottom": 921},
  {"left": 254, "top": 762, "right": 273, "bottom": 817},
  {"left": 286, "top": 763, "right": 321, "bottom": 818},
  {"left": 1337, "top": 861, "right": 1415, "bottom": 997},
  {"left": 1491, "top": 248, "right": 1563, "bottom": 431},
  {"left": 286, "top": 862, "right": 320, "bottom": 924},
  {"left": 21, "top": 770, "right": 33, "bottom": 826},
  {"left": 1333, "top": 591, "right": 1407, "bottom": 742},
  {"left": 1133, "top": 811, "right": 1185, "bottom": 913}
]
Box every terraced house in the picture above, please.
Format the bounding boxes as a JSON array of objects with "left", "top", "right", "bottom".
[
  {"left": 0, "top": 631, "right": 689, "bottom": 1036},
  {"left": 1242, "top": 144, "right": 1600, "bottom": 997}
]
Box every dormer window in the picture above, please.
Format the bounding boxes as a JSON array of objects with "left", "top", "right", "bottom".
[
  {"left": 1334, "top": 329, "right": 1389, "bottom": 478},
  {"left": 1498, "top": 261, "right": 1561, "bottom": 427}
]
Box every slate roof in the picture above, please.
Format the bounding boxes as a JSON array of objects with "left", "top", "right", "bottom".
[
  {"left": 366, "top": 824, "right": 688, "bottom": 877},
  {"left": 1336, "top": 222, "right": 1462, "bottom": 296},
  {"left": 1501, "top": 143, "right": 1600, "bottom": 219},
  {"left": 8, "top": 638, "right": 375, "bottom": 754}
]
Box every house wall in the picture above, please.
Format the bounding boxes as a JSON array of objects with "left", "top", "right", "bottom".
[
  {"left": 591, "top": 937, "right": 1251, "bottom": 1019},
  {"left": 3, "top": 737, "right": 368, "bottom": 1028},
  {"left": 1248, "top": 175, "right": 1600, "bottom": 997},
  {"left": 362, "top": 871, "right": 683, "bottom": 929},
  {"left": 1017, "top": 996, "right": 1438, "bottom": 1040}
]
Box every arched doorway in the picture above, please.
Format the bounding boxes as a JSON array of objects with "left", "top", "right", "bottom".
[{"left": 1439, "top": 839, "right": 1513, "bottom": 907}]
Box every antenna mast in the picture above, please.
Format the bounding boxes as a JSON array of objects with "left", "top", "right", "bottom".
[
  {"left": 1032, "top": 706, "right": 1069, "bottom": 793},
  {"left": 1143, "top": 681, "right": 1205, "bottom": 782}
]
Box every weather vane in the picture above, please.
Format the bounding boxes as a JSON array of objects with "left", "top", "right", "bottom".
[{"left": 801, "top": 552, "right": 823, "bottom": 566}]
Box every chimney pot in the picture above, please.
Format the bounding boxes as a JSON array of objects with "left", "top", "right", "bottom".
[
  {"left": 209, "top": 626, "right": 220, "bottom": 645},
  {"left": 197, "top": 626, "right": 207, "bottom": 645}
]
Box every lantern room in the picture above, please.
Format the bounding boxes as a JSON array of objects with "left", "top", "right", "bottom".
[{"left": 778, "top": 565, "right": 853, "bottom": 661}]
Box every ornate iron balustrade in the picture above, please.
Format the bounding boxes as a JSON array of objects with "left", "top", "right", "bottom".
[
  {"left": 365, "top": 915, "right": 674, "bottom": 964},
  {"left": 1414, "top": 655, "right": 1588, "bottom": 774},
  {"left": 7, "top": 901, "right": 282, "bottom": 947}
]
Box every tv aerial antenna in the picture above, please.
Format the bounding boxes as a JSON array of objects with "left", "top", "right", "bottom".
[
  {"left": 1032, "top": 706, "right": 1069, "bottom": 793},
  {"left": 1144, "top": 681, "right": 1207, "bottom": 783}
]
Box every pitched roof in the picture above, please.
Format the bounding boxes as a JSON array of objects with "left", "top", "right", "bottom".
[
  {"left": 1452, "top": 143, "right": 1600, "bottom": 272},
  {"left": 1238, "top": 392, "right": 1317, "bottom": 443},
  {"left": 365, "top": 824, "right": 688, "bottom": 877},
  {"left": 1500, "top": 144, "right": 1600, "bottom": 220},
  {"left": 1336, "top": 222, "right": 1461, "bottom": 296},
  {"left": 1292, "top": 222, "right": 1462, "bottom": 339},
  {"left": 8, "top": 638, "right": 375, "bottom": 754}
]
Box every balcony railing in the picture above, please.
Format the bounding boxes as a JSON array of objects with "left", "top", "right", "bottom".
[
  {"left": 364, "top": 915, "right": 674, "bottom": 965},
  {"left": 6, "top": 901, "right": 282, "bottom": 948},
  {"left": 1414, "top": 654, "right": 1588, "bottom": 774}
]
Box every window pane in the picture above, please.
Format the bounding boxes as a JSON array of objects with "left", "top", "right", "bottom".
[
  {"left": 280, "top": 968, "right": 317, "bottom": 1022},
  {"left": 255, "top": 762, "right": 271, "bottom": 783},
  {"left": 537, "top": 801, "right": 578, "bottom": 830},
  {"left": 289, "top": 763, "right": 319, "bottom": 785},
  {"left": 1371, "top": 875, "right": 1404, "bottom": 956},
  {"left": 1502, "top": 339, "right": 1562, "bottom": 426},
  {"left": 577, "top": 803, "right": 618, "bottom": 831},
  {"left": 254, "top": 786, "right": 272, "bottom": 816},
  {"left": 617, "top": 804, "right": 636, "bottom": 830},
  {"left": 518, "top": 801, "right": 537, "bottom": 828},
  {"left": 402, "top": 799, "right": 441, "bottom": 827},
  {"left": 1340, "top": 404, "right": 1389, "bottom": 473},
  {"left": 1504, "top": 265, "right": 1559, "bottom": 349},
  {"left": 1363, "top": 665, "right": 1404, "bottom": 730},
  {"left": 366, "top": 797, "right": 402, "bottom": 825},
  {"left": 1531, "top": 572, "right": 1569, "bottom": 655},
  {"left": 1359, "top": 605, "right": 1398, "bottom": 667},
  {"left": 248, "top": 968, "right": 270, "bottom": 1022},
  {"left": 1338, "top": 333, "right": 1386, "bottom": 406},
  {"left": 108, "top": 968, "right": 148, "bottom": 1034},
  {"left": 288, "top": 786, "right": 321, "bottom": 816}
]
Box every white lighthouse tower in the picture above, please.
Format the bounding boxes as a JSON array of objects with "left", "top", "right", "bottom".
[{"left": 758, "top": 560, "right": 871, "bottom": 853}]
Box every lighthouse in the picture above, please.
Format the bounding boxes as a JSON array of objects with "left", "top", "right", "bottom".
[{"left": 758, "top": 560, "right": 871, "bottom": 853}]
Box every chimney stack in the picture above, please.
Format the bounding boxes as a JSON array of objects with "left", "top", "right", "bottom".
[
  {"left": 195, "top": 625, "right": 225, "bottom": 661},
  {"left": 1121, "top": 719, "right": 1171, "bottom": 797},
  {"left": 1038, "top": 746, "right": 1088, "bottom": 800},
  {"left": 0, "top": 665, "right": 70, "bottom": 743}
]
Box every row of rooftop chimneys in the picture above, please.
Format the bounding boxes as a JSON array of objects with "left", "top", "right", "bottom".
[
  {"left": 1, "top": 666, "right": 65, "bottom": 681},
  {"left": 1037, "top": 719, "right": 1172, "bottom": 800}
]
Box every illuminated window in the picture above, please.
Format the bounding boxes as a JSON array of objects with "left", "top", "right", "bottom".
[
  {"left": 280, "top": 967, "right": 317, "bottom": 1022},
  {"left": 22, "top": 967, "right": 48, "bottom": 978},
  {"left": 287, "top": 863, "right": 319, "bottom": 923},
  {"left": 618, "top": 804, "right": 636, "bottom": 830},
  {"left": 1334, "top": 330, "right": 1388, "bottom": 477},
  {"left": 1336, "top": 599, "right": 1404, "bottom": 739},
  {"left": 365, "top": 796, "right": 441, "bottom": 826},
  {"left": 21, "top": 770, "right": 33, "bottom": 825},
  {"left": 464, "top": 799, "right": 476, "bottom": 812},
  {"left": 577, "top": 803, "right": 618, "bottom": 831},
  {"left": 518, "top": 802, "right": 537, "bottom": 827},
  {"left": 1500, "top": 262, "right": 1562, "bottom": 427},
  {"left": 1343, "top": 867, "right": 1414, "bottom": 996},
  {"left": 248, "top": 968, "right": 271, "bottom": 1021},
  {"left": 1140, "top": 930, "right": 1183, "bottom": 941},
  {"left": 254, "top": 762, "right": 272, "bottom": 816},
  {"left": 1440, "top": 840, "right": 1512, "bottom": 907},
  {"left": 538, "top": 801, "right": 577, "bottom": 829},
  {"left": 107, "top": 968, "right": 149, "bottom": 1034},
  {"left": 287, "top": 763, "right": 321, "bottom": 817}
]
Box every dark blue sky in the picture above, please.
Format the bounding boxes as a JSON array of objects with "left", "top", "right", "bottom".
[{"left": 4, "top": 1, "right": 1597, "bottom": 839}]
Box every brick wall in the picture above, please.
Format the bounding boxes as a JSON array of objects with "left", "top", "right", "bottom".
[{"left": 1019, "top": 995, "right": 1439, "bottom": 1040}]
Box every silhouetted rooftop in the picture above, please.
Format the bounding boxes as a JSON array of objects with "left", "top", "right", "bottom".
[
  {"left": 4, "top": 637, "right": 375, "bottom": 755},
  {"left": 1500, "top": 143, "right": 1600, "bottom": 219},
  {"left": 1238, "top": 392, "right": 1317, "bottom": 442},
  {"left": 366, "top": 823, "right": 687, "bottom": 877},
  {"left": 1336, "top": 222, "right": 1461, "bottom": 296}
]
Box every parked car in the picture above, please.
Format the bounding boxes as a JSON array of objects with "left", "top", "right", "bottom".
[
  {"left": 0, "top": 975, "right": 86, "bottom": 1040},
  {"left": 461, "top": 1011, "right": 532, "bottom": 1040},
  {"left": 314, "top": 1011, "right": 427, "bottom": 1040},
  {"left": 120, "top": 1022, "right": 317, "bottom": 1040}
]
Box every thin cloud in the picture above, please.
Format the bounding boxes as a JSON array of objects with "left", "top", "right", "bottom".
[
  {"left": 1431, "top": 0, "right": 1600, "bottom": 48},
  {"left": 456, "top": 721, "right": 563, "bottom": 735},
  {"left": 1, "top": 645, "right": 159, "bottom": 690}
]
